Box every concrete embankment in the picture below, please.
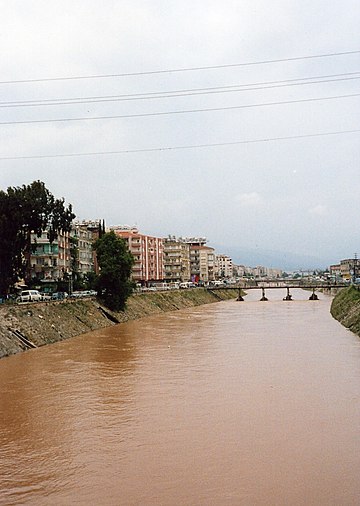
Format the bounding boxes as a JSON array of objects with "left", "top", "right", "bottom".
[
  {"left": 330, "top": 286, "right": 360, "bottom": 337},
  {"left": 0, "top": 288, "right": 239, "bottom": 359}
]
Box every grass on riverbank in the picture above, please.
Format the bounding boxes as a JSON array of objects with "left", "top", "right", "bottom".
[{"left": 330, "top": 286, "right": 360, "bottom": 336}]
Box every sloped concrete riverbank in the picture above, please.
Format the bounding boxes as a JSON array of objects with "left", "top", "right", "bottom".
[
  {"left": 0, "top": 288, "right": 239, "bottom": 359},
  {"left": 330, "top": 286, "right": 360, "bottom": 337}
]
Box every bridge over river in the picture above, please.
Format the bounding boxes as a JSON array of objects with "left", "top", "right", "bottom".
[{"left": 208, "top": 282, "right": 349, "bottom": 301}]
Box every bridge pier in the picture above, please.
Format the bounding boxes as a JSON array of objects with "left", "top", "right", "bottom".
[
  {"left": 260, "top": 287, "right": 268, "bottom": 301},
  {"left": 309, "top": 288, "right": 319, "bottom": 300},
  {"left": 283, "top": 287, "right": 292, "bottom": 301},
  {"left": 237, "top": 288, "right": 244, "bottom": 301}
]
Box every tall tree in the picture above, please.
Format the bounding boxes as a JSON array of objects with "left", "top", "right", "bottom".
[
  {"left": 93, "top": 231, "right": 134, "bottom": 311},
  {"left": 0, "top": 181, "right": 75, "bottom": 295}
]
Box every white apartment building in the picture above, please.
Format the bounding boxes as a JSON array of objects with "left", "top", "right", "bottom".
[
  {"left": 216, "top": 254, "right": 233, "bottom": 278},
  {"left": 199, "top": 246, "right": 215, "bottom": 282},
  {"left": 72, "top": 221, "right": 98, "bottom": 275},
  {"left": 163, "top": 236, "right": 190, "bottom": 282}
]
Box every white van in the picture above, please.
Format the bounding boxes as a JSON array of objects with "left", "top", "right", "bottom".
[{"left": 18, "top": 290, "right": 42, "bottom": 302}]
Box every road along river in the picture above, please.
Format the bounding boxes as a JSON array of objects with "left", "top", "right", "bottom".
[{"left": 0, "top": 289, "right": 360, "bottom": 505}]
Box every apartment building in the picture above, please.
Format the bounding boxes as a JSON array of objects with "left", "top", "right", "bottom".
[
  {"left": 178, "top": 236, "right": 216, "bottom": 283},
  {"left": 258, "top": 267, "right": 268, "bottom": 278},
  {"left": 180, "top": 237, "right": 206, "bottom": 283},
  {"left": 216, "top": 254, "right": 233, "bottom": 279},
  {"left": 199, "top": 246, "right": 216, "bottom": 283},
  {"left": 232, "top": 264, "right": 247, "bottom": 277},
  {"left": 266, "top": 268, "right": 282, "bottom": 278},
  {"left": 72, "top": 220, "right": 103, "bottom": 276},
  {"left": 29, "top": 219, "right": 103, "bottom": 286},
  {"left": 111, "top": 226, "right": 164, "bottom": 285},
  {"left": 71, "top": 220, "right": 101, "bottom": 276},
  {"left": 163, "top": 236, "right": 190, "bottom": 283},
  {"left": 329, "top": 264, "right": 341, "bottom": 278},
  {"left": 340, "top": 258, "right": 358, "bottom": 281},
  {"left": 29, "top": 230, "right": 71, "bottom": 282}
]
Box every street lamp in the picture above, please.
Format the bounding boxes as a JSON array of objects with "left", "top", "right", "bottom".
[{"left": 68, "top": 271, "right": 73, "bottom": 295}]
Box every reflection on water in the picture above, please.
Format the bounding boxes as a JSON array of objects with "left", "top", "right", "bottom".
[{"left": 1, "top": 289, "right": 360, "bottom": 505}]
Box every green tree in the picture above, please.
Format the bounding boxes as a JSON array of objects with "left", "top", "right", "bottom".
[
  {"left": 83, "top": 271, "right": 98, "bottom": 290},
  {"left": 0, "top": 180, "right": 75, "bottom": 295},
  {"left": 93, "top": 231, "right": 134, "bottom": 311}
]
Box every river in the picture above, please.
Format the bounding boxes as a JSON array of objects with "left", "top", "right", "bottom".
[{"left": 0, "top": 289, "right": 360, "bottom": 505}]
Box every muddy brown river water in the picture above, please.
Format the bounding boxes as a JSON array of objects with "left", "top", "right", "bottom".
[{"left": 1, "top": 289, "right": 360, "bottom": 505}]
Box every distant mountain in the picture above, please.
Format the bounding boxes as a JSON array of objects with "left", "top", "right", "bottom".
[{"left": 210, "top": 244, "right": 330, "bottom": 271}]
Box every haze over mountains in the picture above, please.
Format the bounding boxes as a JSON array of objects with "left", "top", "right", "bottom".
[{"left": 212, "top": 244, "right": 331, "bottom": 271}]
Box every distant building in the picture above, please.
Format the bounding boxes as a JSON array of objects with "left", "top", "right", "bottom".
[
  {"left": 232, "top": 264, "right": 246, "bottom": 277},
  {"left": 216, "top": 254, "right": 233, "bottom": 278},
  {"left": 265, "top": 268, "right": 282, "bottom": 278},
  {"left": 199, "top": 246, "right": 215, "bottom": 282},
  {"left": 329, "top": 264, "right": 341, "bottom": 278},
  {"left": 340, "top": 258, "right": 358, "bottom": 281},
  {"left": 252, "top": 266, "right": 266, "bottom": 278}
]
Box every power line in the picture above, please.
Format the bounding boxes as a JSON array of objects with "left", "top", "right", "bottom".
[
  {"left": 0, "top": 92, "right": 359, "bottom": 126},
  {"left": 0, "top": 128, "right": 359, "bottom": 161},
  {"left": 1, "top": 50, "right": 359, "bottom": 85},
  {"left": 1, "top": 73, "right": 360, "bottom": 109},
  {"left": 4, "top": 71, "right": 360, "bottom": 105}
]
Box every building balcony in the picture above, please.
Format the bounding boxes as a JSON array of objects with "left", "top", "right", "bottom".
[
  {"left": 32, "top": 238, "right": 58, "bottom": 245},
  {"left": 32, "top": 251, "right": 57, "bottom": 257}
]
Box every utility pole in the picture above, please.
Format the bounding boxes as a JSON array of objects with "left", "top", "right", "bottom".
[{"left": 353, "top": 253, "right": 358, "bottom": 284}]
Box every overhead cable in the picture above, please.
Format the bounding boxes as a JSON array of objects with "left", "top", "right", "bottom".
[
  {"left": 1, "top": 128, "right": 359, "bottom": 161},
  {"left": 1, "top": 73, "right": 360, "bottom": 108},
  {"left": 1, "top": 50, "right": 359, "bottom": 85},
  {"left": 0, "top": 92, "right": 359, "bottom": 126}
]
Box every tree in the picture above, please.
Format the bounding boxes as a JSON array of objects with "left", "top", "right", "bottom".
[
  {"left": 83, "top": 271, "right": 98, "bottom": 290},
  {"left": 0, "top": 180, "right": 75, "bottom": 295},
  {"left": 93, "top": 231, "right": 134, "bottom": 311}
]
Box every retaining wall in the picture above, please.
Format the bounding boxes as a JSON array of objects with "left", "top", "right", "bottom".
[
  {"left": 330, "top": 286, "right": 360, "bottom": 337},
  {"left": 0, "top": 288, "right": 239, "bottom": 359}
]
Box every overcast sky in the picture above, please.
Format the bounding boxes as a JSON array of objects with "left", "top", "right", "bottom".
[{"left": 1, "top": 1, "right": 359, "bottom": 268}]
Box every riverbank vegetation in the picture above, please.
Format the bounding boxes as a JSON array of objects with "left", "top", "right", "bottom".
[
  {"left": 93, "top": 231, "right": 134, "bottom": 311},
  {"left": 330, "top": 286, "right": 360, "bottom": 337}
]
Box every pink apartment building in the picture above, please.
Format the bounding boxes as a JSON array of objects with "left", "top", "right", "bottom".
[{"left": 110, "top": 226, "right": 164, "bottom": 285}]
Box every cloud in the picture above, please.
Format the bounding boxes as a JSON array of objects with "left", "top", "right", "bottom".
[
  {"left": 235, "top": 192, "right": 263, "bottom": 207},
  {"left": 1, "top": 0, "right": 359, "bottom": 263},
  {"left": 309, "top": 204, "right": 328, "bottom": 216}
]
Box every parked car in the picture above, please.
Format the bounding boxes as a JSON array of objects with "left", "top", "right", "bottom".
[
  {"left": 51, "top": 292, "right": 68, "bottom": 300},
  {"left": 71, "top": 290, "right": 94, "bottom": 298},
  {"left": 40, "top": 292, "right": 52, "bottom": 301},
  {"left": 18, "top": 290, "right": 42, "bottom": 302}
]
